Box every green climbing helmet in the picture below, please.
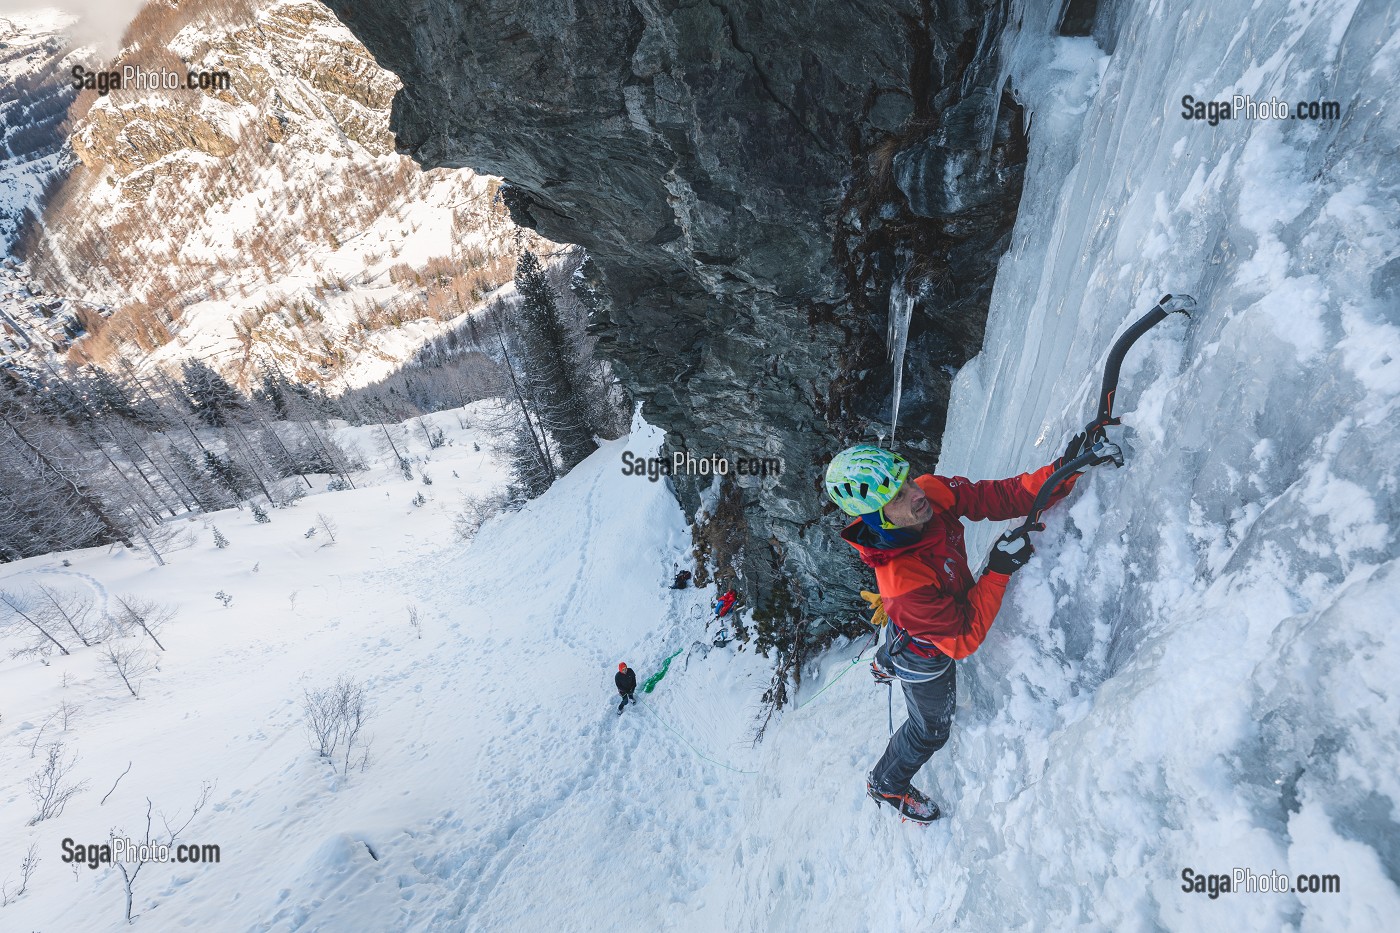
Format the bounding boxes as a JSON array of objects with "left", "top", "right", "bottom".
[{"left": 824, "top": 444, "right": 909, "bottom": 516}]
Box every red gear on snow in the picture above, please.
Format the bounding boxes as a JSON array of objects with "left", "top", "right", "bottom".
[{"left": 840, "top": 466, "right": 1076, "bottom": 660}]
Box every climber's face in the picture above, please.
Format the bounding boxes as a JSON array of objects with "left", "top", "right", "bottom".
[{"left": 881, "top": 480, "right": 931, "bottom": 528}]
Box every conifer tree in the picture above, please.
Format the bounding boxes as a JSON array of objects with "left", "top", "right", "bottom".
[
  {"left": 181, "top": 359, "right": 245, "bottom": 428},
  {"left": 511, "top": 250, "right": 598, "bottom": 471}
]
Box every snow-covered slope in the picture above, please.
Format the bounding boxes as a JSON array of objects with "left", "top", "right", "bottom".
[{"left": 0, "top": 410, "right": 774, "bottom": 930}]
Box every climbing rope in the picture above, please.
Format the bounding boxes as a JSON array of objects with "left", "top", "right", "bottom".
[
  {"left": 641, "top": 647, "right": 685, "bottom": 693},
  {"left": 634, "top": 696, "right": 758, "bottom": 775},
  {"left": 793, "top": 630, "right": 879, "bottom": 711}
]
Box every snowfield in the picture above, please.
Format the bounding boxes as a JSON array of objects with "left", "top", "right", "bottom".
[{"left": 0, "top": 409, "right": 779, "bottom": 931}]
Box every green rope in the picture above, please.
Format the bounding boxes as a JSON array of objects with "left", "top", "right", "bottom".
[
  {"left": 626, "top": 630, "right": 877, "bottom": 774},
  {"left": 635, "top": 697, "right": 758, "bottom": 775},
  {"left": 794, "top": 632, "right": 878, "bottom": 711},
  {"left": 641, "top": 647, "right": 684, "bottom": 693}
]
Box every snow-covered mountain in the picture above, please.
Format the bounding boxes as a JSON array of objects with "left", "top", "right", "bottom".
[
  {"left": 0, "top": 9, "right": 84, "bottom": 253},
  {"left": 3, "top": 0, "right": 542, "bottom": 389}
]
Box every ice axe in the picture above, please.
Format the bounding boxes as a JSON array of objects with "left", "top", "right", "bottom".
[{"left": 996, "top": 294, "right": 1196, "bottom": 554}]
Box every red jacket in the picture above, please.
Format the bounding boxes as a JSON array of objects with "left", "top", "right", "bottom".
[{"left": 839, "top": 465, "right": 1075, "bottom": 660}]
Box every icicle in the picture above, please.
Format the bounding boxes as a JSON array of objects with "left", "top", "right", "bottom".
[{"left": 886, "top": 277, "right": 915, "bottom": 444}]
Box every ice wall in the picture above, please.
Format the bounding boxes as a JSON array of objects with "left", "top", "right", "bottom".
[{"left": 928, "top": 0, "right": 1400, "bottom": 926}]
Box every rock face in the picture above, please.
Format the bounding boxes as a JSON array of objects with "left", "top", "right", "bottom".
[{"left": 324, "top": 0, "right": 1027, "bottom": 620}]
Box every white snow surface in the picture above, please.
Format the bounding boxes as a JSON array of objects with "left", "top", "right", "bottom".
[
  {"left": 0, "top": 410, "right": 779, "bottom": 931},
  {"left": 2, "top": 0, "right": 1399, "bottom": 930}
]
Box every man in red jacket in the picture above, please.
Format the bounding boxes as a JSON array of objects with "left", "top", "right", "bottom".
[{"left": 825, "top": 438, "right": 1088, "bottom": 823}]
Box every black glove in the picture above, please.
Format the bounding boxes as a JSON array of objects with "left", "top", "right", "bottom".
[
  {"left": 987, "top": 530, "right": 1034, "bottom": 575},
  {"left": 1052, "top": 432, "right": 1088, "bottom": 472}
]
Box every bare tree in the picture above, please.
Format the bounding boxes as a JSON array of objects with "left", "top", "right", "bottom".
[
  {"left": 26, "top": 707, "right": 60, "bottom": 758},
  {"left": 406, "top": 604, "right": 421, "bottom": 639},
  {"left": 103, "top": 643, "right": 157, "bottom": 698},
  {"left": 453, "top": 492, "right": 505, "bottom": 542},
  {"left": 56, "top": 699, "right": 80, "bottom": 732},
  {"left": 109, "top": 784, "right": 212, "bottom": 923},
  {"left": 0, "top": 842, "right": 39, "bottom": 906},
  {"left": 112, "top": 595, "right": 172, "bottom": 651},
  {"left": 315, "top": 512, "right": 337, "bottom": 544},
  {"left": 0, "top": 589, "right": 70, "bottom": 657},
  {"left": 27, "top": 741, "right": 87, "bottom": 824},
  {"left": 0, "top": 404, "right": 133, "bottom": 553},
  {"left": 303, "top": 676, "right": 372, "bottom": 777},
  {"left": 34, "top": 584, "right": 103, "bottom": 648}
]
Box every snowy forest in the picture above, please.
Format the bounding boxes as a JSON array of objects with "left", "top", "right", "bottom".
[{"left": 1, "top": 247, "right": 626, "bottom": 562}]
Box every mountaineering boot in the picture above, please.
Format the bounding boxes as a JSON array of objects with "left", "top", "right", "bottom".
[{"left": 867, "top": 772, "right": 941, "bottom": 824}]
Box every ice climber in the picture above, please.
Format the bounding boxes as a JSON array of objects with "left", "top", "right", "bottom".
[
  {"left": 615, "top": 662, "right": 637, "bottom": 714},
  {"left": 825, "top": 438, "right": 1089, "bottom": 823}
]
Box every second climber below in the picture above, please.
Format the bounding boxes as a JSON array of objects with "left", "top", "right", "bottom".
[{"left": 825, "top": 437, "right": 1092, "bottom": 823}]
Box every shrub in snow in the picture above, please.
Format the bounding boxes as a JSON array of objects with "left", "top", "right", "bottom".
[
  {"left": 303, "top": 675, "right": 372, "bottom": 777},
  {"left": 453, "top": 492, "right": 506, "bottom": 542},
  {"left": 411, "top": 492, "right": 427, "bottom": 507},
  {"left": 304, "top": 527, "right": 317, "bottom": 539},
  {"left": 276, "top": 485, "right": 307, "bottom": 508},
  {"left": 327, "top": 477, "right": 350, "bottom": 492},
  {"left": 103, "top": 643, "right": 157, "bottom": 698},
  {"left": 1, "top": 842, "right": 39, "bottom": 905},
  {"left": 250, "top": 503, "right": 271, "bottom": 524},
  {"left": 214, "top": 591, "right": 233, "bottom": 607},
  {"left": 113, "top": 595, "right": 171, "bottom": 651},
  {"left": 26, "top": 741, "right": 86, "bottom": 825},
  {"left": 212, "top": 526, "right": 230, "bottom": 549},
  {"left": 109, "top": 784, "right": 211, "bottom": 923}
]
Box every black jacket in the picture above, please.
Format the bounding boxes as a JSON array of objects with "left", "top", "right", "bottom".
[{"left": 615, "top": 668, "right": 637, "bottom": 695}]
